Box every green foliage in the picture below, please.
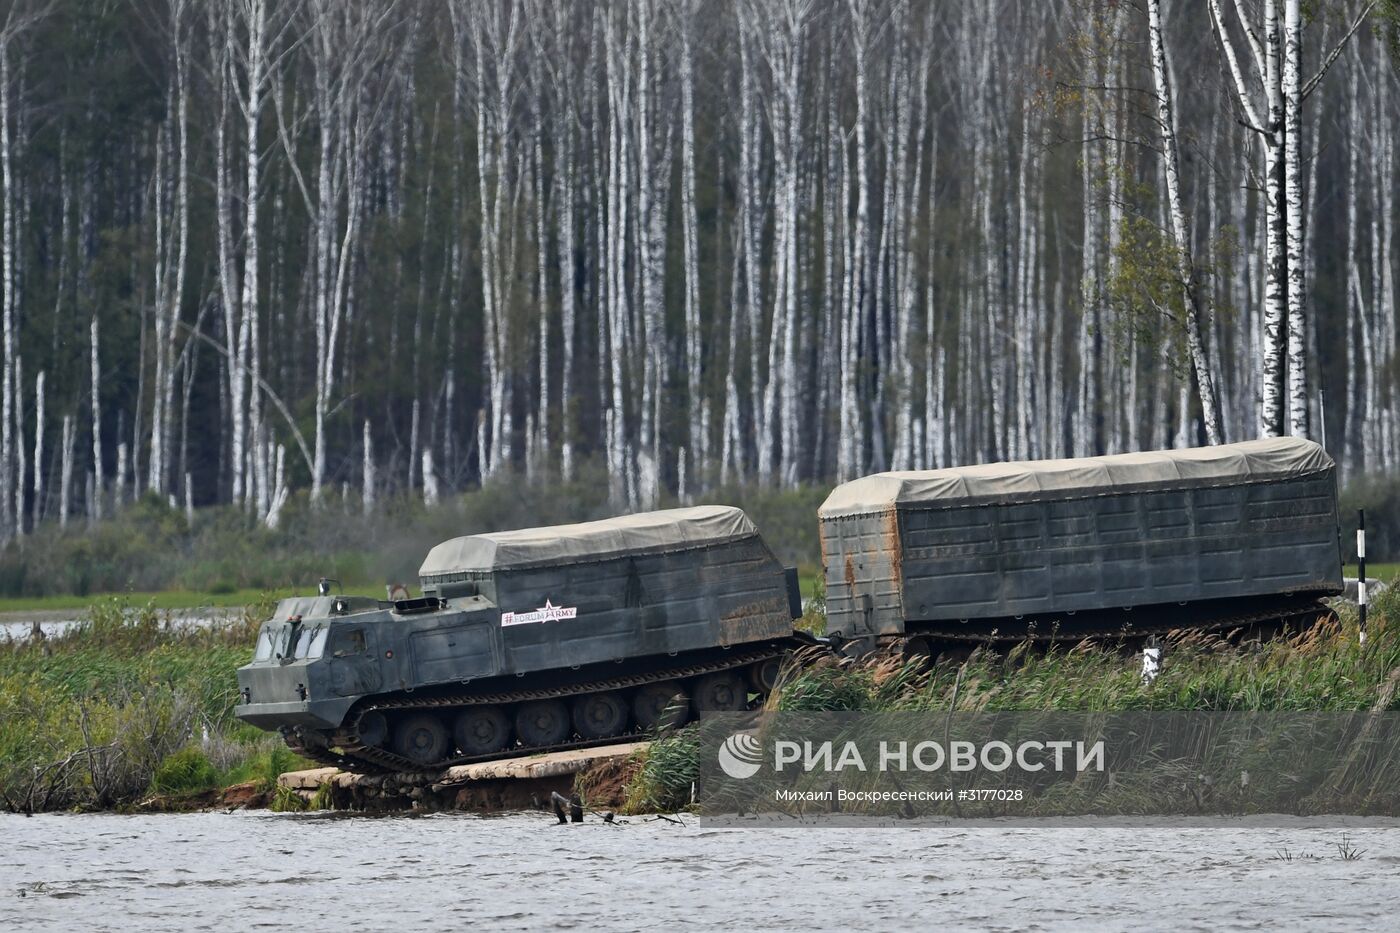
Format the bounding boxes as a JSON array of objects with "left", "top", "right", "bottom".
[
  {"left": 851, "top": 600, "right": 1400, "bottom": 715},
  {"left": 0, "top": 597, "right": 306, "bottom": 812},
  {"left": 624, "top": 732, "right": 700, "bottom": 814},
  {"left": 1376, "top": 0, "right": 1400, "bottom": 64},
  {"left": 270, "top": 784, "right": 309, "bottom": 813},
  {"left": 795, "top": 574, "right": 826, "bottom": 635},
  {"left": 1101, "top": 174, "right": 1238, "bottom": 386},
  {"left": 775, "top": 663, "right": 874, "bottom": 711},
  {"left": 1105, "top": 210, "right": 1188, "bottom": 375},
  {"left": 151, "top": 747, "right": 218, "bottom": 796},
  {"left": 308, "top": 782, "right": 334, "bottom": 811},
  {"left": 218, "top": 743, "right": 316, "bottom": 793}
]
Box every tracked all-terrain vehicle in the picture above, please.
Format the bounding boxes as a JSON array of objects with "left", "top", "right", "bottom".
[
  {"left": 820, "top": 437, "right": 1344, "bottom": 653},
  {"left": 236, "top": 506, "right": 807, "bottom": 772}
]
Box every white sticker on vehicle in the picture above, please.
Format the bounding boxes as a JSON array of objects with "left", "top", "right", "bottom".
[{"left": 501, "top": 599, "right": 579, "bottom": 627}]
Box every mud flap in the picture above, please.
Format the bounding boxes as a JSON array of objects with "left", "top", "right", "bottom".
[{"left": 784, "top": 567, "right": 803, "bottom": 619}]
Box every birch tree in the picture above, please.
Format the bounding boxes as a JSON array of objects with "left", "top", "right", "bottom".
[
  {"left": 1147, "top": 0, "right": 1224, "bottom": 444},
  {"left": 298, "top": 0, "right": 408, "bottom": 501},
  {"left": 1209, "top": 0, "right": 1375, "bottom": 436},
  {"left": 148, "top": 0, "right": 191, "bottom": 497}
]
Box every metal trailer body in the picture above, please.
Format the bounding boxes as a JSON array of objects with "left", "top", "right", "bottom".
[
  {"left": 819, "top": 438, "right": 1343, "bottom": 645},
  {"left": 235, "top": 506, "right": 803, "bottom": 771}
]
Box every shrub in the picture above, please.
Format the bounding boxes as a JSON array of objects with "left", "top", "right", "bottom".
[
  {"left": 0, "top": 464, "right": 836, "bottom": 600},
  {"left": 151, "top": 747, "right": 218, "bottom": 796},
  {"left": 218, "top": 743, "right": 315, "bottom": 792},
  {"left": 624, "top": 732, "right": 700, "bottom": 814}
]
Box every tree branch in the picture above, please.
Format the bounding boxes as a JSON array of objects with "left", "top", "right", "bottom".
[
  {"left": 1208, "top": 0, "right": 1265, "bottom": 132},
  {"left": 1301, "top": 0, "right": 1376, "bottom": 101},
  {"left": 174, "top": 320, "right": 315, "bottom": 478}
]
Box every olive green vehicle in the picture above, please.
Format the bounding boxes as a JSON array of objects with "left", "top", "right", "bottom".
[
  {"left": 820, "top": 437, "right": 1344, "bottom": 653},
  {"left": 235, "top": 506, "right": 809, "bottom": 772}
]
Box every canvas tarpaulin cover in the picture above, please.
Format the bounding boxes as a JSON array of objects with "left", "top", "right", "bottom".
[
  {"left": 419, "top": 505, "right": 758, "bottom": 575},
  {"left": 819, "top": 437, "right": 1334, "bottom": 518}
]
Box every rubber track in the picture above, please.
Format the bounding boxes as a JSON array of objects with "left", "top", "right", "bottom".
[{"left": 284, "top": 645, "right": 787, "bottom": 775}]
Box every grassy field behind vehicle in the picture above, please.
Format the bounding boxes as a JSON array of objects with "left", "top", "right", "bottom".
[{"left": 1344, "top": 563, "right": 1399, "bottom": 582}]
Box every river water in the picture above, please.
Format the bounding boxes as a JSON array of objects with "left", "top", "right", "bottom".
[
  {"left": 3, "top": 812, "right": 1399, "bottom": 931},
  {"left": 0, "top": 613, "right": 224, "bottom": 642}
]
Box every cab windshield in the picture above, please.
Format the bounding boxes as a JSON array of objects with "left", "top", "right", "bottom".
[
  {"left": 294, "top": 626, "right": 330, "bottom": 660},
  {"left": 253, "top": 627, "right": 275, "bottom": 662}
]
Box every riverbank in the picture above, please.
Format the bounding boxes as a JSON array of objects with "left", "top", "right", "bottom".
[
  {"left": 0, "top": 596, "right": 318, "bottom": 814},
  {"left": 275, "top": 742, "right": 647, "bottom": 815},
  {"left": 0, "top": 595, "right": 650, "bottom": 816},
  {"left": 3, "top": 588, "right": 1397, "bottom": 816}
]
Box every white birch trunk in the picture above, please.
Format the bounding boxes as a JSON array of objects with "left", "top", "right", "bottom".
[
  {"left": 362, "top": 419, "right": 375, "bottom": 514},
  {"left": 678, "top": 0, "right": 703, "bottom": 486},
  {"left": 422, "top": 448, "right": 439, "bottom": 506},
  {"left": 1282, "top": 0, "right": 1308, "bottom": 437},
  {"left": 11, "top": 355, "right": 20, "bottom": 536},
  {"left": 30, "top": 369, "right": 41, "bottom": 526},
  {"left": 89, "top": 315, "right": 102, "bottom": 520},
  {"left": 264, "top": 445, "right": 287, "bottom": 529},
  {"left": 841, "top": 0, "right": 873, "bottom": 480},
  {"left": 59, "top": 413, "right": 74, "bottom": 529},
  {"left": 1345, "top": 57, "right": 1362, "bottom": 474},
  {"left": 1148, "top": 0, "right": 1224, "bottom": 445},
  {"left": 0, "top": 37, "right": 15, "bottom": 538}
]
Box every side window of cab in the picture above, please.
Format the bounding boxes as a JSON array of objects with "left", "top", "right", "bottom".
[{"left": 332, "top": 628, "right": 367, "bottom": 658}]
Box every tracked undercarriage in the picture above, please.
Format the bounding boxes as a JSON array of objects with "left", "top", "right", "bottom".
[{"left": 282, "top": 643, "right": 797, "bottom": 774}]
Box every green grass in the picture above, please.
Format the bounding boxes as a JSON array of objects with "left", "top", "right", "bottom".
[
  {"left": 1344, "top": 563, "right": 1400, "bottom": 582},
  {"left": 0, "top": 596, "right": 320, "bottom": 813},
  {"left": 625, "top": 588, "right": 1400, "bottom": 812}
]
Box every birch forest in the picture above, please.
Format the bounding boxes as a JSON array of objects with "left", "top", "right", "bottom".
[{"left": 0, "top": 0, "right": 1394, "bottom": 539}]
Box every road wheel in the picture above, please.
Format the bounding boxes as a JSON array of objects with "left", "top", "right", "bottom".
[
  {"left": 572, "top": 692, "right": 629, "bottom": 739},
  {"left": 900, "top": 636, "right": 936, "bottom": 669},
  {"left": 632, "top": 681, "right": 690, "bottom": 731},
  {"left": 747, "top": 656, "right": 784, "bottom": 694},
  {"left": 514, "top": 699, "right": 570, "bottom": 747},
  {"left": 392, "top": 713, "right": 449, "bottom": 766},
  {"left": 691, "top": 671, "right": 749, "bottom": 717},
  {"left": 453, "top": 706, "right": 512, "bottom": 756},
  {"left": 355, "top": 710, "right": 388, "bottom": 747}
]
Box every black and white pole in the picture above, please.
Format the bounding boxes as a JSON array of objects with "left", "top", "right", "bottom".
[
  {"left": 1141, "top": 636, "right": 1162, "bottom": 685},
  {"left": 1358, "top": 510, "right": 1367, "bottom": 647}
]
